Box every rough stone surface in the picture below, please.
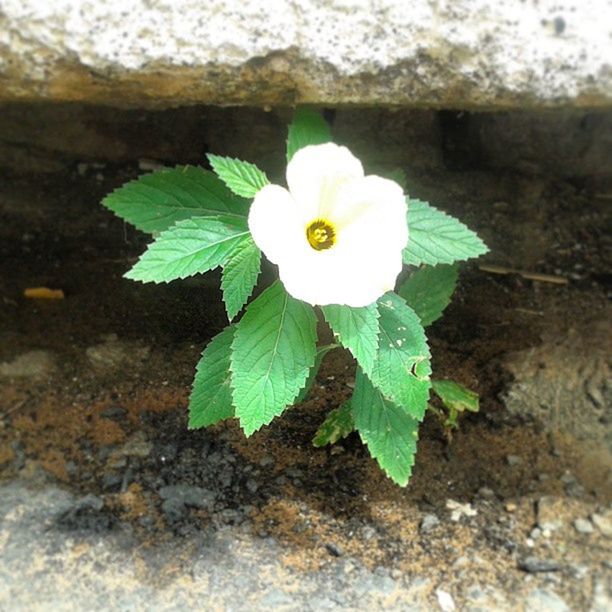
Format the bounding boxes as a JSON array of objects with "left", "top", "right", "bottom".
[
  {"left": 0, "top": 1, "right": 611, "bottom": 109},
  {"left": 0, "top": 350, "right": 56, "bottom": 379},
  {"left": 504, "top": 320, "right": 612, "bottom": 447}
]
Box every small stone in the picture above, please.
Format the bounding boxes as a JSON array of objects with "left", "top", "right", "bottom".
[
  {"left": 477, "top": 487, "right": 496, "bottom": 499},
  {"left": 159, "top": 485, "right": 215, "bottom": 510},
  {"left": 506, "top": 454, "right": 522, "bottom": 466},
  {"left": 259, "top": 455, "right": 274, "bottom": 467},
  {"left": 246, "top": 479, "right": 259, "bottom": 494},
  {"left": 560, "top": 472, "right": 576, "bottom": 485},
  {"left": 75, "top": 494, "right": 104, "bottom": 512},
  {"left": 518, "top": 556, "right": 562, "bottom": 573},
  {"left": 436, "top": 588, "right": 456, "bottom": 612},
  {"left": 101, "top": 472, "right": 123, "bottom": 492},
  {"left": 325, "top": 543, "right": 343, "bottom": 557},
  {"left": 574, "top": 518, "right": 594, "bottom": 534},
  {"left": 0, "top": 350, "right": 56, "bottom": 379},
  {"left": 592, "top": 510, "right": 612, "bottom": 537},
  {"left": 525, "top": 588, "right": 570, "bottom": 612},
  {"left": 505, "top": 502, "right": 517, "bottom": 513},
  {"left": 446, "top": 499, "right": 477, "bottom": 521},
  {"left": 100, "top": 406, "right": 127, "bottom": 420},
  {"left": 592, "top": 578, "right": 612, "bottom": 612},
  {"left": 420, "top": 513, "right": 440, "bottom": 533},
  {"left": 530, "top": 527, "right": 542, "bottom": 539},
  {"left": 537, "top": 496, "right": 563, "bottom": 531}
]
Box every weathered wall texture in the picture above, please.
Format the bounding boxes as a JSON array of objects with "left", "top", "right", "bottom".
[{"left": 1, "top": 0, "right": 611, "bottom": 109}]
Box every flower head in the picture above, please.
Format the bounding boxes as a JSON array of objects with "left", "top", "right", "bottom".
[{"left": 248, "top": 143, "right": 408, "bottom": 307}]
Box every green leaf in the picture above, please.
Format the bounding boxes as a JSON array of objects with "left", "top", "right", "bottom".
[
  {"left": 231, "top": 281, "right": 318, "bottom": 435},
  {"left": 369, "top": 292, "right": 431, "bottom": 421},
  {"left": 125, "top": 215, "right": 249, "bottom": 283},
  {"left": 221, "top": 237, "right": 262, "bottom": 321},
  {"left": 286, "top": 108, "right": 332, "bottom": 161},
  {"left": 295, "top": 344, "right": 337, "bottom": 404},
  {"left": 313, "top": 401, "right": 354, "bottom": 447},
  {"left": 102, "top": 165, "right": 249, "bottom": 234},
  {"left": 403, "top": 199, "right": 488, "bottom": 266},
  {"left": 321, "top": 304, "right": 379, "bottom": 375},
  {"left": 207, "top": 155, "right": 270, "bottom": 199},
  {"left": 398, "top": 264, "right": 459, "bottom": 327},
  {"left": 188, "top": 326, "right": 235, "bottom": 429},
  {"left": 352, "top": 368, "right": 419, "bottom": 486},
  {"left": 432, "top": 380, "right": 479, "bottom": 414}
]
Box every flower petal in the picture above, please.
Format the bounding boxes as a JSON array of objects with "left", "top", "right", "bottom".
[
  {"left": 248, "top": 185, "right": 304, "bottom": 265},
  {"left": 286, "top": 143, "right": 364, "bottom": 221},
  {"left": 331, "top": 175, "right": 408, "bottom": 254},
  {"left": 278, "top": 245, "right": 403, "bottom": 308}
]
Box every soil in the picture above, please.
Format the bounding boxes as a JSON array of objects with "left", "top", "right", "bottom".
[{"left": 0, "top": 161, "right": 610, "bottom": 610}]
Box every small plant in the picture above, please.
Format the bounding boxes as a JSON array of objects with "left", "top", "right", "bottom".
[{"left": 102, "top": 109, "right": 488, "bottom": 486}]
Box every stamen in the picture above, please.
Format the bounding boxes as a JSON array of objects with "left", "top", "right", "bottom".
[{"left": 306, "top": 219, "right": 336, "bottom": 251}]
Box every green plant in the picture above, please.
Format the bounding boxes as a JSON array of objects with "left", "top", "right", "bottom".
[{"left": 102, "top": 108, "right": 488, "bottom": 486}]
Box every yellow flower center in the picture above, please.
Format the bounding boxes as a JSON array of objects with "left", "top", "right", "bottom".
[{"left": 306, "top": 219, "right": 336, "bottom": 251}]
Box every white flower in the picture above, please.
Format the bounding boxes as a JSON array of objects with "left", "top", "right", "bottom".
[{"left": 248, "top": 143, "right": 408, "bottom": 307}]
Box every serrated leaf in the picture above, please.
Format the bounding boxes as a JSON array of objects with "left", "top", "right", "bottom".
[
  {"left": 398, "top": 264, "right": 458, "bottom": 327},
  {"left": 231, "top": 281, "right": 317, "bottom": 435},
  {"left": 432, "top": 380, "right": 479, "bottom": 414},
  {"left": 207, "top": 155, "right": 269, "bottom": 199},
  {"left": 287, "top": 108, "right": 332, "bottom": 161},
  {"left": 125, "top": 215, "right": 249, "bottom": 283},
  {"left": 295, "top": 344, "right": 336, "bottom": 404},
  {"left": 221, "top": 237, "right": 262, "bottom": 321},
  {"left": 313, "top": 401, "right": 354, "bottom": 447},
  {"left": 321, "top": 303, "right": 379, "bottom": 375},
  {"left": 188, "top": 326, "right": 235, "bottom": 429},
  {"left": 403, "top": 199, "right": 488, "bottom": 266},
  {"left": 369, "top": 292, "right": 431, "bottom": 421},
  {"left": 102, "top": 165, "right": 249, "bottom": 234},
  {"left": 352, "top": 368, "right": 419, "bottom": 486}
]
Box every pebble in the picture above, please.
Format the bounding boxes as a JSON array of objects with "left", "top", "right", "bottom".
[
  {"left": 477, "top": 487, "right": 496, "bottom": 499},
  {"left": 446, "top": 499, "right": 477, "bottom": 521},
  {"left": 245, "top": 479, "right": 259, "bottom": 494},
  {"left": 325, "top": 543, "right": 343, "bottom": 557},
  {"left": 100, "top": 406, "right": 127, "bottom": 420},
  {"left": 102, "top": 472, "right": 123, "bottom": 492},
  {"left": 592, "top": 578, "right": 612, "bottom": 612},
  {"left": 420, "top": 513, "right": 440, "bottom": 533},
  {"left": 592, "top": 510, "right": 612, "bottom": 537},
  {"left": 573, "top": 518, "right": 594, "bottom": 534},
  {"left": 0, "top": 350, "right": 56, "bottom": 379},
  {"left": 518, "top": 556, "right": 562, "bottom": 573},
  {"left": 525, "top": 588, "right": 570, "bottom": 612},
  {"left": 259, "top": 455, "right": 274, "bottom": 467},
  {"left": 435, "top": 588, "right": 456, "bottom": 612},
  {"left": 537, "top": 496, "right": 563, "bottom": 531},
  {"left": 506, "top": 454, "right": 522, "bottom": 466},
  {"left": 158, "top": 484, "right": 215, "bottom": 521}
]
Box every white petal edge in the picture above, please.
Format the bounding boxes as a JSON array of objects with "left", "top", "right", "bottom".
[
  {"left": 278, "top": 247, "right": 404, "bottom": 307},
  {"left": 248, "top": 185, "right": 304, "bottom": 265},
  {"left": 286, "top": 143, "right": 364, "bottom": 221},
  {"left": 331, "top": 175, "right": 408, "bottom": 255}
]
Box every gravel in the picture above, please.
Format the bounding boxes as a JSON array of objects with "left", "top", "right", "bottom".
[
  {"left": 574, "top": 518, "right": 594, "bottom": 534},
  {"left": 525, "top": 588, "right": 570, "bottom": 612},
  {"left": 420, "top": 513, "right": 440, "bottom": 533},
  {"left": 518, "top": 556, "right": 563, "bottom": 573}
]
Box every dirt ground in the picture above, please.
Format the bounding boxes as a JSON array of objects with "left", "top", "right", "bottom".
[{"left": 0, "top": 153, "right": 611, "bottom": 610}]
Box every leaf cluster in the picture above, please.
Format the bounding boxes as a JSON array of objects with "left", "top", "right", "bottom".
[{"left": 102, "top": 108, "right": 488, "bottom": 486}]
